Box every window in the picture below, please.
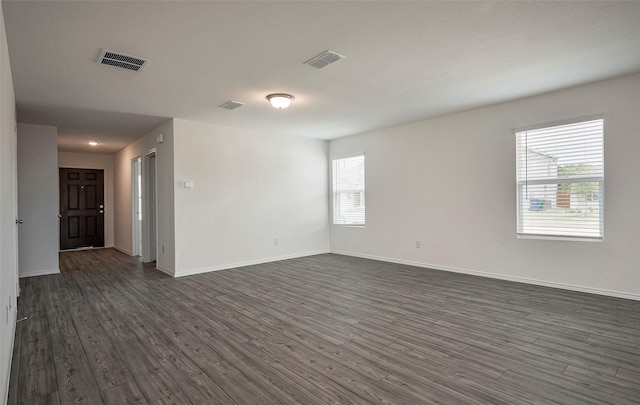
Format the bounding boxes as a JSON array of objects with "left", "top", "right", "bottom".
[
  {"left": 333, "top": 155, "right": 365, "bottom": 225},
  {"left": 516, "top": 118, "right": 604, "bottom": 240}
]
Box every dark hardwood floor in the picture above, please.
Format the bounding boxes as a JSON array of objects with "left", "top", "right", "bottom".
[{"left": 8, "top": 249, "right": 640, "bottom": 404}]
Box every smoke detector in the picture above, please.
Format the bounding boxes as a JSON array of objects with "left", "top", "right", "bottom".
[
  {"left": 219, "top": 101, "right": 246, "bottom": 110},
  {"left": 304, "top": 50, "right": 345, "bottom": 69},
  {"left": 98, "top": 49, "right": 149, "bottom": 72}
]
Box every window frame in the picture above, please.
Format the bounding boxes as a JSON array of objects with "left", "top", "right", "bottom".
[
  {"left": 515, "top": 117, "right": 604, "bottom": 241},
  {"left": 331, "top": 153, "right": 366, "bottom": 227}
]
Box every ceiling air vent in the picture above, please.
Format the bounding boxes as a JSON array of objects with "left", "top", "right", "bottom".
[
  {"left": 98, "top": 49, "right": 149, "bottom": 72},
  {"left": 219, "top": 101, "right": 245, "bottom": 110},
  {"left": 304, "top": 50, "right": 345, "bottom": 69}
]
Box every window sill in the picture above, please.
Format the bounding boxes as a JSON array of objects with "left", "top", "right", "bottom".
[{"left": 517, "top": 233, "right": 603, "bottom": 242}]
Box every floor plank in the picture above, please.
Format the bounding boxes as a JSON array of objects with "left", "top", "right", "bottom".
[
  {"left": 8, "top": 249, "right": 640, "bottom": 404},
  {"left": 101, "top": 381, "right": 147, "bottom": 405}
]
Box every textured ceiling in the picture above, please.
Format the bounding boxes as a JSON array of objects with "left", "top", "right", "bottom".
[{"left": 4, "top": 1, "right": 640, "bottom": 153}]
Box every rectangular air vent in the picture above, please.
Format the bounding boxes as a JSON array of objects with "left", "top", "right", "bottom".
[
  {"left": 304, "top": 50, "right": 345, "bottom": 69},
  {"left": 98, "top": 49, "right": 149, "bottom": 72},
  {"left": 219, "top": 101, "right": 246, "bottom": 110}
]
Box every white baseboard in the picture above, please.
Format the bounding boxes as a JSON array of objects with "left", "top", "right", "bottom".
[
  {"left": 330, "top": 250, "right": 640, "bottom": 302},
  {"left": 59, "top": 245, "right": 114, "bottom": 253},
  {"left": 174, "top": 249, "right": 330, "bottom": 278},
  {"left": 19, "top": 268, "right": 60, "bottom": 278},
  {"left": 1, "top": 307, "right": 16, "bottom": 405},
  {"left": 113, "top": 246, "right": 172, "bottom": 276},
  {"left": 113, "top": 246, "right": 133, "bottom": 256},
  {"left": 156, "top": 265, "right": 175, "bottom": 277}
]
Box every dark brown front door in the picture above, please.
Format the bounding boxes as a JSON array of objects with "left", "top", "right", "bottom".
[{"left": 59, "top": 168, "right": 105, "bottom": 250}]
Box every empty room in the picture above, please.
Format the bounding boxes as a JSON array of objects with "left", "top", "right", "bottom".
[{"left": 1, "top": 1, "right": 640, "bottom": 404}]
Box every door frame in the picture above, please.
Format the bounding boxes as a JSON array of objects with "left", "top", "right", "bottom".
[
  {"left": 141, "top": 150, "right": 157, "bottom": 264},
  {"left": 131, "top": 157, "right": 142, "bottom": 257},
  {"left": 59, "top": 163, "right": 110, "bottom": 251},
  {"left": 12, "top": 122, "right": 19, "bottom": 294}
]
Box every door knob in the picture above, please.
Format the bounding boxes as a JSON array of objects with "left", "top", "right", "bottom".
[
  {"left": 15, "top": 219, "right": 23, "bottom": 224},
  {"left": 99, "top": 210, "right": 104, "bottom": 214}
]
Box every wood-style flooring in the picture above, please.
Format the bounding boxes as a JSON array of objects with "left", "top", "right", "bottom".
[{"left": 8, "top": 249, "right": 640, "bottom": 404}]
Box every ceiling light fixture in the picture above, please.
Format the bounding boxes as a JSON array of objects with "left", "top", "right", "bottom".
[
  {"left": 266, "top": 93, "right": 294, "bottom": 109},
  {"left": 88, "top": 141, "right": 98, "bottom": 146}
]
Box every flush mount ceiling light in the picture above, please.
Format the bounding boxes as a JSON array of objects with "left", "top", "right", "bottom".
[
  {"left": 88, "top": 141, "right": 98, "bottom": 146},
  {"left": 266, "top": 93, "right": 294, "bottom": 109}
]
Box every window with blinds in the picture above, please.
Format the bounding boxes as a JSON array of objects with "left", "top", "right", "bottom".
[
  {"left": 516, "top": 118, "right": 604, "bottom": 240},
  {"left": 333, "top": 155, "right": 365, "bottom": 225}
]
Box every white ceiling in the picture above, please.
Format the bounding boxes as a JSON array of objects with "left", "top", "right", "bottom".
[{"left": 4, "top": 1, "right": 640, "bottom": 154}]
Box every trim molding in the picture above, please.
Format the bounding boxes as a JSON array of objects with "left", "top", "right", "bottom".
[
  {"left": 113, "top": 246, "right": 133, "bottom": 256},
  {"left": 330, "top": 250, "right": 640, "bottom": 302},
  {"left": 59, "top": 246, "right": 114, "bottom": 253},
  {"left": 19, "top": 268, "right": 60, "bottom": 278},
  {"left": 156, "top": 265, "right": 175, "bottom": 277},
  {"left": 113, "top": 246, "right": 174, "bottom": 277},
  {"left": 2, "top": 308, "right": 16, "bottom": 405},
  {"left": 174, "top": 250, "right": 330, "bottom": 278}
]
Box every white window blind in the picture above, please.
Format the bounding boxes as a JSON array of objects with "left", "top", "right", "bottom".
[
  {"left": 333, "top": 155, "right": 365, "bottom": 225},
  {"left": 516, "top": 118, "right": 604, "bottom": 240}
]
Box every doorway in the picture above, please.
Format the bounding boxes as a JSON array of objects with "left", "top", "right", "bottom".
[
  {"left": 59, "top": 168, "right": 105, "bottom": 250},
  {"left": 141, "top": 152, "right": 157, "bottom": 263}
]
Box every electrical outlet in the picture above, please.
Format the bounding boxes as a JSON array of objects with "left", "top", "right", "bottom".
[
  {"left": 162, "top": 245, "right": 165, "bottom": 253},
  {"left": 274, "top": 238, "right": 279, "bottom": 246},
  {"left": 415, "top": 240, "right": 421, "bottom": 248}
]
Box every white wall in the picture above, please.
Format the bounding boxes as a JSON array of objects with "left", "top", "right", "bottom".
[
  {"left": 172, "top": 119, "right": 329, "bottom": 276},
  {"left": 0, "top": 2, "right": 18, "bottom": 402},
  {"left": 17, "top": 123, "right": 59, "bottom": 277},
  {"left": 58, "top": 151, "right": 115, "bottom": 248},
  {"left": 114, "top": 119, "right": 174, "bottom": 273},
  {"left": 330, "top": 73, "right": 640, "bottom": 300}
]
